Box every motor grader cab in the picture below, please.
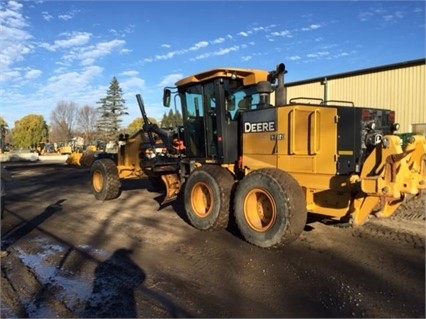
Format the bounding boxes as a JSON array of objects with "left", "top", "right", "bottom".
[{"left": 90, "top": 62, "right": 426, "bottom": 248}]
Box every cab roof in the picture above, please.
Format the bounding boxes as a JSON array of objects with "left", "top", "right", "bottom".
[{"left": 175, "top": 67, "right": 270, "bottom": 87}]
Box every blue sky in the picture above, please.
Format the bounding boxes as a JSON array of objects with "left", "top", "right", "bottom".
[{"left": 1, "top": 0, "right": 425, "bottom": 128}]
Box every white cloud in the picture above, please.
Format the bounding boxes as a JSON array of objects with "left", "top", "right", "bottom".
[
  {"left": 157, "top": 73, "right": 183, "bottom": 87},
  {"left": 120, "top": 70, "right": 139, "bottom": 77},
  {"left": 161, "top": 43, "right": 171, "bottom": 48},
  {"left": 51, "top": 32, "right": 92, "bottom": 50},
  {"left": 192, "top": 45, "right": 240, "bottom": 61},
  {"left": 306, "top": 51, "right": 330, "bottom": 58},
  {"left": 60, "top": 39, "right": 126, "bottom": 66},
  {"left": 0, "top": 70, "right": 20, "bottom": 82},
  {"left": 109, "top": 25, "right": 135, "bottom": 37},
  {"left": 242, "top": 24, "right": 276, "bottom": 37},
  {"left": 144, "top": 22, "right": 277, "bottom": 65},
  {"left": 0, "top": 0, "right": 33, "bottom": 81},
  {"left": 394, "top": 11, "right": 404, "bottom": 19},
  {"left": 211, "top": 37, "right": 225, "bottom": 44},
  {"left": 289, "top": 56, "right": 301, "bottom": 61},
  {"left": 302, "top": 24, "right": 322, "bottom": 31},
  {"left": 40, "top": 66, "right": 103, "bottom": 96},
  {"left": 252, "top": 26, "right": 266, "bottom": 32},
  {"left": 334, "top": 52, "right": 349, "bottom": 58},
  {"left": 120, "top": 48, "right": 132, "bottom": 54},
  {"left": 153, "top": 51, "right": 177, "bottom": 61},
  {"left": 189, "top": 41, "right": 209, "bottom": 51},
  {"left": 58, "top": 14, "right": 72, "bottom": 21},
  {"left": 382, "top": 11, "right": 405, "bottom": 22},
  {"left": 41, "top": 11, "right": 53, "bottom": 21},
  {"left": 358, "top": 10, "right": 374, "bottom": 22},
  {"left": 25, "top": 69, "right": 42, "bottom": 80},
  {"left": 215, "top": 46, "right": 239, "bottom": 56},
  {"left": 358, "top": 4, "right": 408, "bottom": 25},
  {"left": 121, "top": 77, "right": 145, "bottom": 91},
  {"left": 270, "top": 30, "right": 292, "bottom": 38},
  {"left": 145, "top": 40, "right": 209, "bottom": 62},
  {"left": 144, "top": 24, "right": 276, "bottom": 63},
  {"left": 57, "top": 9, "right": 79, "bottom": 21}
]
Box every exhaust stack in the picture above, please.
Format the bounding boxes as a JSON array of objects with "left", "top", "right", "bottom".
[{"left": 274, "top": 63, "right": 287, "bottom": 106}]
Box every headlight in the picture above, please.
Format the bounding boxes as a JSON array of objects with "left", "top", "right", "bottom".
[
  {"left": 367, "top": 121, "right": 376, "bottom": 131},
  {"left": 391, "top": 123, "right": 400, "bottom": 132},
  {"left": 407, "top": 135, "right": 416, "bottom": 144},
  {"left": 145, "top": 148, "right": 156, "bottom": 159},
  {"left": 382, "top": 137, "right": 390, "bottom": 148},
  {"left": 365, "top": 133, "right": 383, "bottom": 146}
]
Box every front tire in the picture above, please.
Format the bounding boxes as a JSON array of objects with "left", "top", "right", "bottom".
[
  {"left": 91, "top": 159, "right": 121, "bottom": 200},
  {"left": 234, "top": 168, "right": 307, "bottom": 248},
  {"left": 184, "top": 165, "right": 234, "bottom": 230}
]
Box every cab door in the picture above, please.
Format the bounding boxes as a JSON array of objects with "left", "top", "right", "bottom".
[
  {"left": 182, "top": 89, "right": 206, "bottom": 158},
  {"left": 204, "top": 82, "right": 219, "bottom": 159}
]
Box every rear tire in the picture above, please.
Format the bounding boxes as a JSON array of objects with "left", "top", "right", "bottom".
[
  {"left": 91, "top": 159, "right": 121, "bottom": 200},
  {"left": 80, "top": 152, "right": 96, "bottom": 167},
  {"left": 184, "top": 165, "right": 234, "bottom": 230},
  {"left": 234, "top": 168, "right": 307, "bottom": 248}
]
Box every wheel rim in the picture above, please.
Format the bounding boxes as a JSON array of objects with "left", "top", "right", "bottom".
[
  {"left": 244, "top": 188, "right": 276, "bottom": 232},
  {"left": 191, "top": 182, "right": 213, "bottom": 218},
  {"left": 92, "top": 170, "right": 103, "bottom": 192}
]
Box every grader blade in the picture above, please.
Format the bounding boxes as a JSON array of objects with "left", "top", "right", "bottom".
[{"left": 161, "top": 173, "right": 181, "bottom": 205}]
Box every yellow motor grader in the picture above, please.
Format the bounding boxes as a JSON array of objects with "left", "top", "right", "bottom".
[
  {"left": 90, "top": 63, "right": 426, "bottom": 248},
  {"left": 66, "top": 144, "right": 99, "bottom": 167}
]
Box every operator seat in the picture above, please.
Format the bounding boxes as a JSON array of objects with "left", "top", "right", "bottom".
[{"left": 233, "top": 96, "right": 252, "bottom": 120}]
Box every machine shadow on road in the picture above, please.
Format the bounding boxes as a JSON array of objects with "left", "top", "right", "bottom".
[
  {"left": 120, "top": 178, "right": 153, "bottom": 192},
  {"left": 1, "top": 199, "right": 66, "bottom": 251}
]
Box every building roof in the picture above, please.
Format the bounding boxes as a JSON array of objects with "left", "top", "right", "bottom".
[{"left": 286, "top": 58, "right": 425, "bottom": 87}]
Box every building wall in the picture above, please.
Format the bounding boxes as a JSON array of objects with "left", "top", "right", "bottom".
[{"left": 285, "top": 60, "right": 425, "bottom": 133}]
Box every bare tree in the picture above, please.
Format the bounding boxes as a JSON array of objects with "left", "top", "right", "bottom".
[
  {"left": 50, "top": 101, "right": 78, "bottom": 142},
  {"left": 77, "top": 105, "right": 99, "bottom": 144}
]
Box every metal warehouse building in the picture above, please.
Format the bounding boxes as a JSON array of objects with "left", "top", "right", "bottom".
[{"left": 285, "top": 58, "right": 425, "bottom": 135}]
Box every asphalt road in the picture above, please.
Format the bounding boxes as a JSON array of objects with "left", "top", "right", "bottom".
[{"left": 1, "top": 161, "right": 425, "bottom": 318}]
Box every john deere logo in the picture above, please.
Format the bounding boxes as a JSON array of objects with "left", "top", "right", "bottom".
[{"left": 244, "top": 121, "right": 275, "bottom": 133}]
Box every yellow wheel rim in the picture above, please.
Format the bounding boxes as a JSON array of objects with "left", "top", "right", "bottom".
[
  {"left": 244, "top": 188, "right": 276, "bottom": 232},
  {"left": 93, "top": 170, "right": 104, "bottom": 192},
  {"left": 191, "top": 182, "right": 213, "bottom": 218}
]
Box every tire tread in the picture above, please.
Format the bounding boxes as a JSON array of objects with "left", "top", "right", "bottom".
[{"left": 91, "top": 159, "right": 121, "bottom": 200}]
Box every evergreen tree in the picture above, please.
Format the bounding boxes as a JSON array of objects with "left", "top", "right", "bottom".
[
  {"left": 160, "top": 108, "right": 182, "bottom": 128},
  {"left": 96, "top": 77, "right": 128, "bottom": 141}
]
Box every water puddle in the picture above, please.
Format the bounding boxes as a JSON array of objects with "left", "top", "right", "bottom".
[{"left": 14, "top": 237, "right": 110, "bottom": 316}]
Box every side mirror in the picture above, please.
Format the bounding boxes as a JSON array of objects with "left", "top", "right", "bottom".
[{"left": 163, "top": 89, "right": 171, "bottom": 107}]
